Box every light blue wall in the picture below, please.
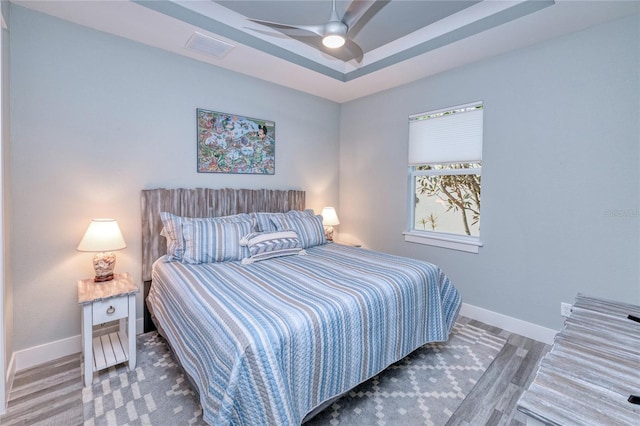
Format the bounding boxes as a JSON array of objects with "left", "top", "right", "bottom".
[
  {"left": 2, "top": 0, "right": 12, "bottom": 402},
  {"left": 339, "top": 14, "right": 640, "bottom": 331},
  {"left": 9, "top": 5, "right": 340, "bottom": 350},
  {"left": 6, "top": 4, "right": 640, "bottom": 354}
]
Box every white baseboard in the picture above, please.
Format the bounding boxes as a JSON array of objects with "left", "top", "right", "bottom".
[
  {"left": 14, "top": 317, "right": 144, "bottom": 372},
  {"left": 1, "top": 352, "right": 15, "bottom": 415},
  {"left": 13, "top": 307, "right": 555, "bottom": 372},
  {"left": 15, "top": 334, "right": 82, "bottom": 371},
  {"left": 460, "top": 302, "right": 557, "bottom": 345},
  {"left": 6, "top": 351, "right": 15, "bottom": 387}
]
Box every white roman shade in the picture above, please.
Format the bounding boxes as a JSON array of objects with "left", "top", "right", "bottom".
[{"left": 408, "top": 102, "right": 483, "bottom": 165}]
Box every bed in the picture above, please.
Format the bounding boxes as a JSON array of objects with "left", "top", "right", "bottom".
[{"left": 142, "top": 188, "right": 461, "bottom": 425}]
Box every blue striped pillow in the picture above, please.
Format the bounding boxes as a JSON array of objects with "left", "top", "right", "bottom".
[
  {"left": 160, "top": 212, "right": 185, "bottom": 260},
  {"left": 160, "top": 212, "right": 252, "bottom": 261},
  {"left": 182, "top": 220, "right": 252, "bottom": 264},
  {"left": 250, "top": 212, "right": 282, "bottom": 232},
  {"left": 271, "top": 215, "right": 326, "bottom": 249},
  {"left": 287, "top": 209, "right": 315, "bottom": 218},
  {"left": 240, "top": 230, "right": 305, "bottom": 264},
  {"left": 250, "top": 209, "right": 315, "bottom": 232}
]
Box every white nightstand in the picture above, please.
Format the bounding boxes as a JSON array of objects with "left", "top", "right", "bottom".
[{"left": 77, "top": 272, "right": 139, "bottom": 387}]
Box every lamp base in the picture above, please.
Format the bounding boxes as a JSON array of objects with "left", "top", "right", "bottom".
[
  {"left": 93, "top": 252, "right": 116, "bottom": 283},
  {"left": 324, "top": 226, "right": 334, "bottom": 241},
  {"left": 94, "top": 274, "right": 114, "bottom": 283}
]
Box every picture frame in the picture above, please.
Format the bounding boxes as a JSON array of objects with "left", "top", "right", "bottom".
[{"left": 196, "top": 108, "right": 275, "bottom": 174}]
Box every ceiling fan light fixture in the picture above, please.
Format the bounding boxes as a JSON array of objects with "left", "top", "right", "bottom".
[
  {"left": 323, "top": 34, "right": 346, "bottom": 48},
  {"left": 323, "top": 18, "right": 347, "bottom": 49}
]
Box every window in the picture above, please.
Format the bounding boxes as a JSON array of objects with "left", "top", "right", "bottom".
[{"left": 404, "top": 102, "right": 484, "bottom": 253}]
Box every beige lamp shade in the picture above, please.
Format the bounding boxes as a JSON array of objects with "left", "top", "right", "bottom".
[
  {"left": 78, "top": 219, "right": 126, "bottom": 282},
  {"left": 321, "top": 207, "right": 340, "bottom": 226},
  {"left": 77, "top": 219, "right": 126, "bottom": 252}
]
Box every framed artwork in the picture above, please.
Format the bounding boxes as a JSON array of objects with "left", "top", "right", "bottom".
[{"left": 197, "top": 108, "right": 275, "bottom": 174}]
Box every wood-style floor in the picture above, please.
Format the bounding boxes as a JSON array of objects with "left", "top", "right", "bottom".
[{"left": 0, "top": 317, "right": 549, "bottom": 425}]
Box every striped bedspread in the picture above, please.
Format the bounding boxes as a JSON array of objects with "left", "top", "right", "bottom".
[{"left": 148, "top": 243, "right": 461, "bottom": 425}]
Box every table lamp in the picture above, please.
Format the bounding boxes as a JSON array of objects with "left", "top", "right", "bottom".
[
  {"left": 77, "top": 218, "right": 127, "bottom": 282},
  {"left": 321, "top": 207, "right": 340, "bottom": 241}
]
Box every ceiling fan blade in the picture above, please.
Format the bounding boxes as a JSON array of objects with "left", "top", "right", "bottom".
[
  {"left": 342, "top": 0, "right": 390, "bottom": 36},
  {"left": 247, "top": 1, "right": 374, "bottom": 65},
  {"left": 344, "top": 39, "right": 364, "bottom": 63},
  {"left": 246, "top": 18, "right": 325, "bottom": 37}
]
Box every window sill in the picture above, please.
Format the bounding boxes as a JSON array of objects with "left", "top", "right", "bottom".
[{"left": 403, "top": 231, "right": 483, "bottom": 253}]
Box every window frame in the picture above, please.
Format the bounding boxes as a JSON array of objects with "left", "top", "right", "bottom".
[
  {"left": 405, "top": 102, "right": 484, "bottom": 253},
  {"left": 405, "top": 165, "right": 483, "bottom": 253}
]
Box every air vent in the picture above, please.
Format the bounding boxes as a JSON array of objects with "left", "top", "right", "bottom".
[{"left": 185, "top": 32, "right": 234, "bottom": 59}]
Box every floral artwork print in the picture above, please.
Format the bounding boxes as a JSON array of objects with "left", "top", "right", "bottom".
[{"left": 197, "top": 108, "right": 275, "bottom": 174}]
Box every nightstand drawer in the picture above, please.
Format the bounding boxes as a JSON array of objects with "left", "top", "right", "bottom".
[{"left": 92, "top": 296, "right": 128, "bottom": 324}]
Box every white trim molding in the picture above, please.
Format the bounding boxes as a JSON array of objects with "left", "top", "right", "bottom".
[
  {"left": 460, "top": 303, "right": 557, "bottom": 345},
  {"left": 14, "top": 318, "right": 144, "bottom": 372},
  {"left": 403, "top": 230, "right": 483, "bottom": 253},
  {"left": 11, "top": 308, "right": 555, "bottom": 372},
  {"left": 14, "top": 335, "right": 81, "bottom": 372},
  {"left": 2, "top": 353, "right": 13, "bottom": 415}
]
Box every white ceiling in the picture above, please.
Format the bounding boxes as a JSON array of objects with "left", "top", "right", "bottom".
[{"left": 14, "top": 0, "right": 639, "bottom": 103}]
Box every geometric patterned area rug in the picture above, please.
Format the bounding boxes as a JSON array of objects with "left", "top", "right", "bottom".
[
  {"left": 82, "top": 332, "right": 202, "bottom": 426},
  {"left": 83, "top": 320, "right": 505, "bottom": 425},
  {"left": 306, "top": 321, "right": 506, "bottom": 425}
]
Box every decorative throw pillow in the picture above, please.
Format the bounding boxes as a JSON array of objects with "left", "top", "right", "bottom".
[
  {"left": 270, "top": 214, "right": 326, "bottom": 249},
  {"left": 240, "top": 230, "right": 306, "bottom": 264},
  {"left": 160, "top": 212, "right": 252, "bottom": 261}
]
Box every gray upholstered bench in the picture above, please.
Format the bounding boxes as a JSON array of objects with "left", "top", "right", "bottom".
[{"left": 517, "top": 294, "right": 640, "bottom": 425}]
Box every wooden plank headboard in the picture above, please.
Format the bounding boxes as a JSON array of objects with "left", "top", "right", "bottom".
[{"left": 141, "top": 187, "right": 306, "bottom": 282}]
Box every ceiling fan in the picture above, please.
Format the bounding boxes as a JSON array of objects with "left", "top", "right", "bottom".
[{"left": 247, "top": 0, "right": 389, "bottom": 63}]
